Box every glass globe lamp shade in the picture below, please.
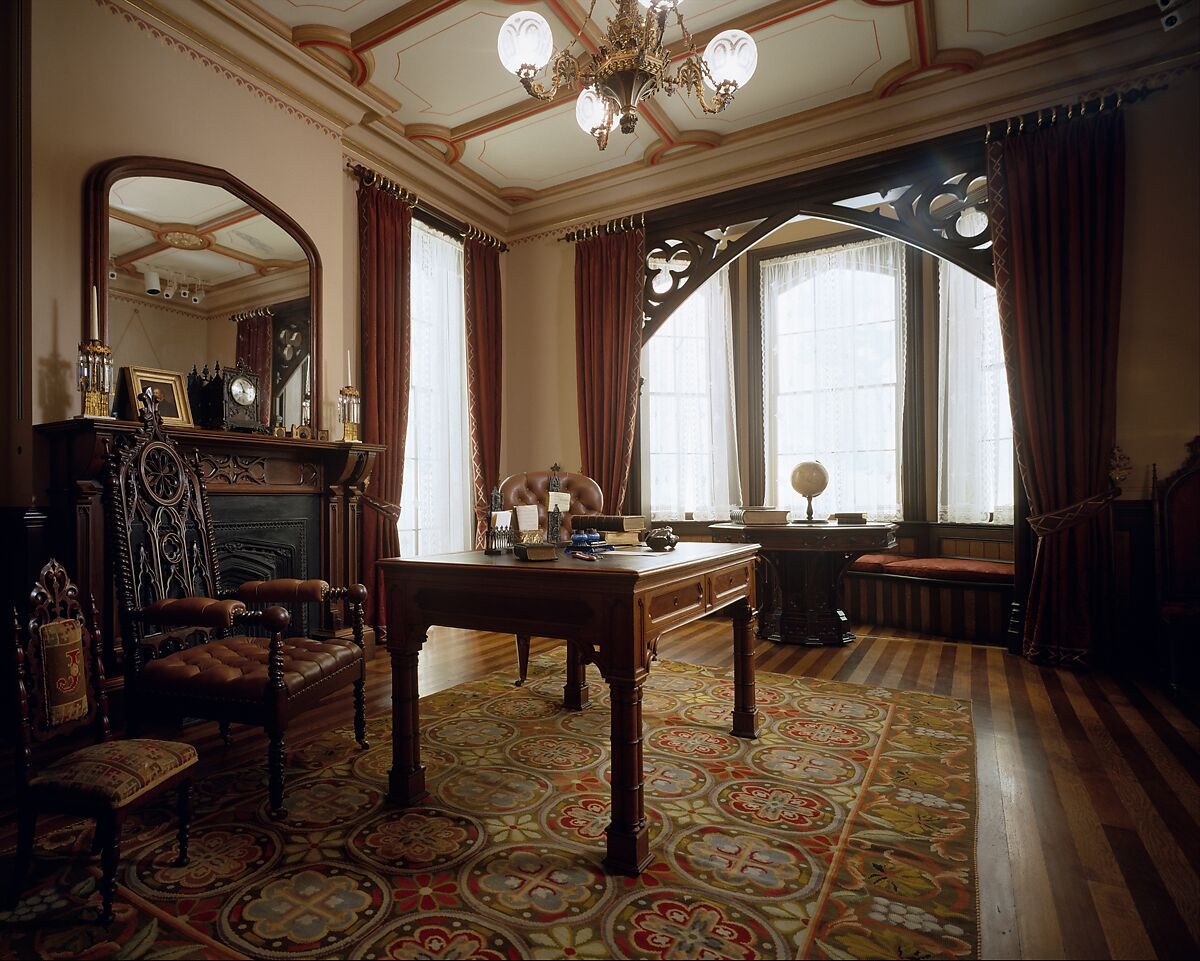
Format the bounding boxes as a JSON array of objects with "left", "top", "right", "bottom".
[
  {"left": 497, "top": 11, "right": 554, "bottom": 75},
  {"left": 576, "top": 86, "right": 615, "bottom": 135},
  {"left": 702, "top": 29, "right": 758, "bottom": 91}
]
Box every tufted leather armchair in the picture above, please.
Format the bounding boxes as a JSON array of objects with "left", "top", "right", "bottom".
[
  {"left": 499, "top": 466, "right": 604, "bottom": 685},
  {"left": 105, "top": 389, "right": 369, "bottom": 818}
]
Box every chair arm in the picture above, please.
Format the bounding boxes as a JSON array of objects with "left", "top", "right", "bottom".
[
  {"left": 136, "top": 597, "right": 250, "bottom": 629},
  {"left": 238, "top": 578, "right": 330, "bottom": 605}
]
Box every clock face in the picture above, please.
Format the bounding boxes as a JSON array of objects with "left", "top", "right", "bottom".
[{"left": 230, "top": 376, "right": 257, "bottom": 407}]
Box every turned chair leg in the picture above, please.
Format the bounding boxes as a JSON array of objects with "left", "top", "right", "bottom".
[
  {"left": 515, "top": 634, "right": 531, "bottom": 686},
  {"left": 175, "top": 782, "right": 191, "bottom": 867},
  {"left": 97, "top": 814, "right": 121, "bottom": 925},
  {"left": 268, "top": 729, "right": 287, "bottom": 819},
  {"left": 9, "top": 806, "right": 36, "bottom": 909},
  {"left": 219, "top": 720, "right": 232, "bottom": 747},
  {"left": 354, "top": 677, "right": 369, "bottom": 749}
]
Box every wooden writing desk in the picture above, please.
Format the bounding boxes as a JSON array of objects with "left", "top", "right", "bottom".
[{"left": 380, "top": 542, "right": 759, "bottom": 875}]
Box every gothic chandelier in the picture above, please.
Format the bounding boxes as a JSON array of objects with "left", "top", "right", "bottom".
[{"left": 497, "top": 0, "right": 758, "bottom": 150}]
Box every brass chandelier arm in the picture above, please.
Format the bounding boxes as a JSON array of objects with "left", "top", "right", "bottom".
[
  {"left": 668, "top": 58, "right": 736, "bottom": 115},
  {"left": 520, "top": 51, "right": 584, "bottom": 102}
]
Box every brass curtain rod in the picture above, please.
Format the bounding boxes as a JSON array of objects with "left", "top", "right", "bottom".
[
  {"left": 347, "top": 161, "right": 419, "bottom": 206},
  {"left": 463, "top": 224, "right": 509, "bottom": 252},
  {"left": 985, "top": 83, "right": 1164, "bottom": 142},
  {"left": 561, "top": 212, "right": 646, "bottom": 243},
  {"left": 347, "top": 161, "right": 508, "bottom": 252},
  {"left": 229, "top": 305, "right": 274, "bottom": 324}
]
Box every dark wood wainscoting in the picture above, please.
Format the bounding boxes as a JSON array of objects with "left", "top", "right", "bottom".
[{"left": 33, "top": 419, "right": 383, "bottom": 676}]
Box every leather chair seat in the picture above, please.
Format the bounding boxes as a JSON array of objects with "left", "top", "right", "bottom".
[{"left": 140, "top": 635, "right": 363, "bottom": 701}]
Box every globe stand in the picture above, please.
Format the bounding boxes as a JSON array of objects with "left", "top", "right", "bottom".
[{"left": 791, "top": 494, "right": 829, "bottom": 525}]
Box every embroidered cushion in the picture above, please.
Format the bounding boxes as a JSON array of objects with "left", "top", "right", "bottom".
[
  {"left": 29, "top": 739, "right": 197, "bottom": 809},
  {"left": 35, "top": 618, "right": 89, "bottom": 728}
]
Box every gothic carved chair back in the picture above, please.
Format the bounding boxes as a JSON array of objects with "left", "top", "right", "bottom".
[
  {"left": 9, "top": 558, "right": 195, "bottom": 925},
  {"left": 107, "top": 388, "right": 222, "bottom": 666},
  {"left": 12, "top": 559, "right": 110, "bottom": 783}
]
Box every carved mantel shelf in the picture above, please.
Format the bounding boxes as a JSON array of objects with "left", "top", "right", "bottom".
[{"left": 35, "top": 419, "right": 385, "bottom": 675}]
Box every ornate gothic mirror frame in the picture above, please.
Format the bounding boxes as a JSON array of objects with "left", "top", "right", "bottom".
[
  {"left": 642, "top": 129, "right": 991, "bottom": 339},
  {"left": 83, "top": 156, "right": 323, "bottom": 428}
]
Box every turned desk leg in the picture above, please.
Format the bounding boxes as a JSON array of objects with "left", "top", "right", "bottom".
[
  {"left": 732, "top": 601, "right": 759, "bottom": 738},
  {"left": 563, "top": 642, "right": 590, "bottom": 710},
  {"left": 605, "top": 674, "right": 651, "bottom": 875},
  {"left": 389, "top": 630, "right": 428, "bottom": 805}
]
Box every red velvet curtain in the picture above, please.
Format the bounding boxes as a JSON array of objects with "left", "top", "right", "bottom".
[
  {"left": 575, "top": 229, "right": 646, "bottom": 512},
  {"left": 358, "top": 186, "right": 412, "bottom": 627},
  {"left": 987, "top": 109, "right": 1125, "bottom": 667},
  {"left": 236, "top": 316, "right": 272, "bottom": 427},
  {"left": 465, "top": 239, "right": 503, "bottom": 548}
]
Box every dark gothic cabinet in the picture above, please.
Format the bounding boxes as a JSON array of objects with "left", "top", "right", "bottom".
[{"left": 35, "top": 419, "right": 384, "bottom": 677}]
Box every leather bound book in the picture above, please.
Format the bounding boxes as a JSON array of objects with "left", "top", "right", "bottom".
[
  {"left": 572, "top": 515, "right": 647, "bottom": 532},
  {"left": 730, "top": 507, "right": 791, "bottom": 525}
]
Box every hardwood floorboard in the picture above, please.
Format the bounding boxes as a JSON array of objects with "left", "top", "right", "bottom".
[{"left": 3, "top": 618, "right": 1197, "bottom": 960}]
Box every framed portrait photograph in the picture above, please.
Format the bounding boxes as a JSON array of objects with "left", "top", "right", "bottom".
[{"left": 122, "top": 366, "right": 193, "bottom": 427}]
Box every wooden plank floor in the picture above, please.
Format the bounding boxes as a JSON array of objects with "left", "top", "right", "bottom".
[{"left": 4, "top": 622, "right": 1198, "bottom": 959}]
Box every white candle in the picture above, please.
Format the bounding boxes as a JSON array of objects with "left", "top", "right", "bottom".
[
  {"left": 89, "top": 285, "right": 99, "bottom": 342},
  {"left": 347, "top": 348, "right": 353, "bottom": 387}
]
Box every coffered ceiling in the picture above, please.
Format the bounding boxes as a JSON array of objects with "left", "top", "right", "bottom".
[{"left": 224, "top": 0, "right": 1153, "bottom": 203}]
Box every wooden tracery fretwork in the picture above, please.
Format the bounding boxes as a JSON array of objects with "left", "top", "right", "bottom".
[{"left": 643, "top": 133, "right": 991, "bottom": 336}]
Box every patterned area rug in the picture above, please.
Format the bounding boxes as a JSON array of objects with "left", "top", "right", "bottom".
[{"left": 0, "top": 653, "right": 978, "bottom": 959}]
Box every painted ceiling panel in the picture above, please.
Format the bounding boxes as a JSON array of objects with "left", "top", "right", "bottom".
[
  {"left": 654, "top": 5, "right": 907, "bottom": 131},
  {"left": 249, "top": 0, "right": 401, "bottom": 31},
  {"left": 459, "top": 100, "right": 647, "bottom": 189},
  {"left": 129, "top": 247, "right": 257, "bottom": 286},
  {"left": 211, "top": 219, "right": 306, "bottom": 262},
  {"left": 371, "top": 2, "right": 574, "bottom": 127},
  {"left": 110, "top": 177, "right": 246, "bottom": 224},
  {"left": 109, "top": 220, "right": 155, "bottom": 259},
  {"left": 933, "top": 0, "right": 1144, "bottom": 55}
]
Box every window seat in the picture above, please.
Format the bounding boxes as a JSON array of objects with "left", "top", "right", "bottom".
[{"left": 845, "top": 552, "right": 1013, "bottom": 644}]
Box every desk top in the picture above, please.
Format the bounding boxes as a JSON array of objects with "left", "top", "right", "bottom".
[
  {"left": 379, "top": 541, "right": 757, "bottom": 581},
  {"left": 709, "top": 521, "right": 897, "bottom": 552}
]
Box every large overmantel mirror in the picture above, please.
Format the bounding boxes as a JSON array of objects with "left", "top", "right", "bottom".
[{"left": 85, "top": 157, "right": 322, "bottom": 430}]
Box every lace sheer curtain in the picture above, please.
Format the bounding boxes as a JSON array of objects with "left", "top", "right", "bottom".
[
  {"left": 398, "top": 221, "right": 472, "bottom": 556},
  {"left": 642, "top": 265, "right": 741, "bottom": 520},
  {"left": 761, "top": 237, "right": 905, "bottom": 519},
  {"left": 937, "top": 258, "right": 1014, "bottom": 523}
]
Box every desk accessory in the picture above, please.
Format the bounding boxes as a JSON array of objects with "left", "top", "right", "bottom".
[
  {"left": 645, "top": 527, "right": 680, "bottom": 552},
  {"left": 514, "top": 542, "right": 557, "bottom": 562},
  {"left": 565, "top": 530, "right": 614, "bottom": 559},
  {"left": 790, "top": 460, "right": 829, "bottom": 524}
]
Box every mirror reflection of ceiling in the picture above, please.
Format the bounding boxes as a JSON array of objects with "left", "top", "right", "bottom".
[
  {"left": 233, "top": 0, "right": 1144, "bottom": 197},
  {"left": 108, "top": 176, "right": 308, "bottom": 314}
]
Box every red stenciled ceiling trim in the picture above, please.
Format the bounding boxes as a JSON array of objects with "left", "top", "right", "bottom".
[
  {"left": 296, "top": 38, "right": 370, "bottom": 86},
  {"left": 95, "top": 0, "right": 342, "bottom": 139}
]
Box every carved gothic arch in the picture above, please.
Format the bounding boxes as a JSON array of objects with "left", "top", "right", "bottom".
[{"left": 642, "top": 131, "right": 993, "bottom": 338}]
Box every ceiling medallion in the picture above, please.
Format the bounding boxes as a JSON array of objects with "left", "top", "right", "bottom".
[
  {"left": 158, "top": 228, "right": 209, "bottom": 250},
  {"left": 497, "top": 0, "right": 758, "bottom": 151}
]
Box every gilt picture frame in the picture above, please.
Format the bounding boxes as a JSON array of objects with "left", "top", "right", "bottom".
[{"left": 122, "top": 365, "right": 193, "bottom": 427}]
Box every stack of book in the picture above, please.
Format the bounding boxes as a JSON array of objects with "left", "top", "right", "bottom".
[
  {"left": 572, "top": 515, "right": 647, "bottom": 546},
  {"left": 729, "top": 507, "right": 791, "bottom": 525}
]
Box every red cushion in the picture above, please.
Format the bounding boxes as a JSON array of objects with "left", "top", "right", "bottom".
[
  {"left": 882, "top": 557, "right": 1014, "bottom": 584},
  {"left": 850, "top": 553, "right": 912, "bottom": 573}
]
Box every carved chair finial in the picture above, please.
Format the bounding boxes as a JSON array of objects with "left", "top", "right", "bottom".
[{"left": 137, "top": 386, "right": 163, "bottom": 429}]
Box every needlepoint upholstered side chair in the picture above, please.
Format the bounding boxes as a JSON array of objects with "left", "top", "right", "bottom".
[
  {"left": 499, "top": 465, "right": 604, "bottom": 686},
  {"left": 9, "top": 559, "right": 195, "bottom": 925},
  {"left": 105, "top": 388, "right": 369, "bottom": 818}
]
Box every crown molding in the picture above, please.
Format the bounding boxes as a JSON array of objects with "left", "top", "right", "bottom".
[{"left": 506, "top": 18, "right": 1200, "bottom": 237}]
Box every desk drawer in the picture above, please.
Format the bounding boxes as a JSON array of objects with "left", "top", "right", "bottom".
[
  {"left": 707, "top": 562, "right": 753, "bottom": 608},
  {"left": 642, "top": 579, "right": 707, "bottom": 634}
]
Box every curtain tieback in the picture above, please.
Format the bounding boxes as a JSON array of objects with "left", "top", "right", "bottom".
[
  {"left": 1027, "top": 489, "right": 1116, "bottom": 537},
  {"left": 361, "top": 494, "right": 402, "bottom": 521}
]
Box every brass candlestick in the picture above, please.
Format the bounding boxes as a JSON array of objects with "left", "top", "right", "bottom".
[
  {"left": 77, "top": 339, "right": 114, "bottom": 419},
  {"left": 338, "top": 385, "right": 361, "bottom": 442}
]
